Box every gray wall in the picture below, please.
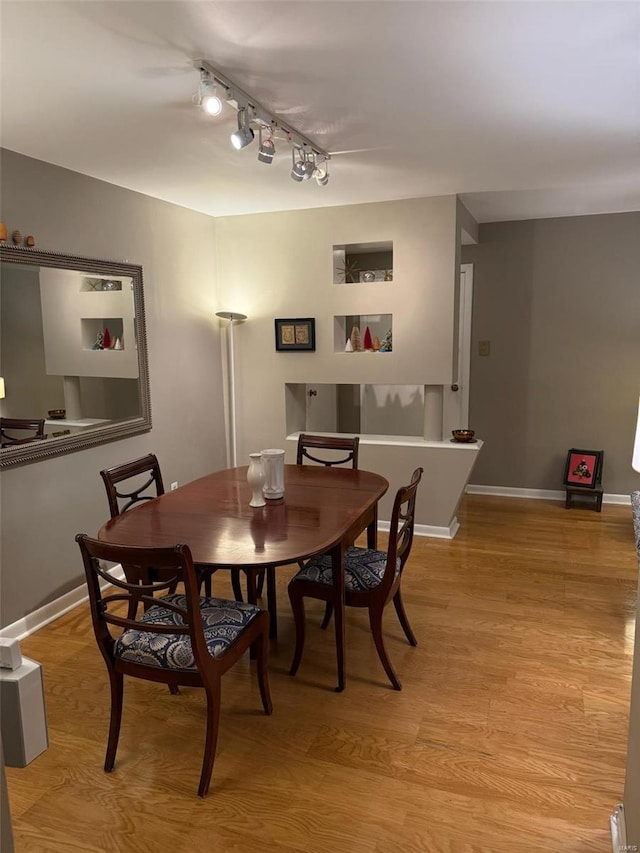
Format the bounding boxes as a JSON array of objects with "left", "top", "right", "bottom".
[
  {"left": 463, "top": 214, "right": 640, "bottom": 495},
  {"left": 0, "top": 150, "right": 225, "bottom": 628}
]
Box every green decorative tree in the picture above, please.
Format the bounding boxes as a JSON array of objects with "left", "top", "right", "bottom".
[{"left": 381, "top": 329, "right": 392, "bottom": 352}]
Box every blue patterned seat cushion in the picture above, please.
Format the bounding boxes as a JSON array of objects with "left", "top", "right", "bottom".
[
  {"left": 291, "top": 547, "right": 400, "bottom": 592},
  {"left": 114, "top": 594, "right": 261, "bottom": 670}
]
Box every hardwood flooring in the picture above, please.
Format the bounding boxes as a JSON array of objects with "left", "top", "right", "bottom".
[{"left": 5, "top": 495, "right": 638, "bottom": 852}]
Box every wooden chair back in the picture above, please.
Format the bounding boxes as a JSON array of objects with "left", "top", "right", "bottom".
[
  {"left": 0, "top": 417, "right": 46, "bottom": 447},
  {"left": 296, "top": 434, "right": 360, "bottom": 468},
  {"left": 100, "top": 453, "right": 165, "bottom": 518},
  {"left": 378, "top": 467, "right": 423, "bottom": 597}
]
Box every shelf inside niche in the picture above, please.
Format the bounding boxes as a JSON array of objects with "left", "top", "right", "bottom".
[
  {"left": 80, "top": 276, "right": 122, "bottom": 292},
  {"left": 333, "top": 241, "right": 393, "bottom": 285},
  {"left": 334, "top": 314, "right": 392, "bottom": 353},
  {"left": 81, "top": 317, "right": 124, "bottom": 350}
]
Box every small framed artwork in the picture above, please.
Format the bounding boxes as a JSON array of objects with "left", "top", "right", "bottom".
[
  {"left": 274, "top": 317, "right": 315, "bottom": 352},
  {"left": 563, "top": 448, "right": 603, "bottom": 489}
]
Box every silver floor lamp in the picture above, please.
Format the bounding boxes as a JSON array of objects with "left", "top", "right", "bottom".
[{"left": 216, "top": 311, "right": 247, "bottom": 467}]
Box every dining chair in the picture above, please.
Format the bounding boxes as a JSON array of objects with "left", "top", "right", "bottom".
[
  {"left": 253, "top": 434, "right": 361, "bottom": 638},
  {"left": 76, "top": 534, "right": 272, "bottom": 798},
  {"left": 100, "top": 453, "right": 225, "bottom": 600},
  {"left": 0, "top": 417, "right": 46, "bottom": 447},
  {"left": 288, "top": 466, "right": 423, "bottom": 690}
]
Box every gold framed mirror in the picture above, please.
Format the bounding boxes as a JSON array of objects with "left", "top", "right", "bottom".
[{"left": 0, "top": 245, "right": 151, "bottom": 468}]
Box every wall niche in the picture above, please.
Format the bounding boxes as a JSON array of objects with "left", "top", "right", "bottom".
[{"left": 333, "top": 241, "right": 393, "bottom": 285}]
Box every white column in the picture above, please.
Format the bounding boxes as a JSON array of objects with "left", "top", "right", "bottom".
[
  {"left": 423, "top": 385, "right": 444, "bottom": 441},
  {"left": 62, "top": 376, "right": 82, "bottom": 419}
]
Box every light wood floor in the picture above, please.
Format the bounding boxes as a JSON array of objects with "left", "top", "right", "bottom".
[{"left": 5, "top": 495, "right": 638, "bottom": 852}]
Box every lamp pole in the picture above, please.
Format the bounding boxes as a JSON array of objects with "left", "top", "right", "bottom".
[{"left": 216, "top": 312, "right": 247, "bottom": 467}]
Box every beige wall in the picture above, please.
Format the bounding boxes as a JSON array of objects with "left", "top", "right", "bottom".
[
  {"left": 215, "top": 195, "right": 460, "bottom": 462},
  {"left": 463, "top": 214, "right": 640, "bottom": 495},
  {"left": 0, "top": 150, "right": 224, "bottom": 628}
]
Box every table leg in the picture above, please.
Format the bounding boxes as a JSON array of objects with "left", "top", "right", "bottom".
[
  {"left": 246, "top": 569, "right": 259, "bottom": 660},
  {"left": 331, "top": 544, "right": 346, "bottom": 692},
  {"left": 266, "top": 567, "right": 278, "bottom": 639}
]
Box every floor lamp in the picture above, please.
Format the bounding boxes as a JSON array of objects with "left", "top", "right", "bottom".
[{"left": 216, "top": 312, "right": 247, "bottom": 467}]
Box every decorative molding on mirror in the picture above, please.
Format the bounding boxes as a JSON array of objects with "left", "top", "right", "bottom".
[{"left": 0, "top": 245, "right": 152, "bottom": 468}]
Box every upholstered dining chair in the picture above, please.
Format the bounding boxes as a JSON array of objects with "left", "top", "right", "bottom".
[
  {"left": 288, "top": 466, "right": 423, "bottom": 690},
  {"left": 0, "top": 417, "right": 46, "bottom": 447},
  {"left": 100, "top": 453, "right": 225, "bottom": 600},
  {"left": 76, "top": 534, "right": 272, "bottom": 798},
  {"left": 253, "top": 434, "right": 361, "bottom": 636}
]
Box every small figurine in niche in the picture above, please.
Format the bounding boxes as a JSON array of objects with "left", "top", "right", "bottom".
[
  {"left": 344, "top": 338, "right": 354, "bottom": 352},
  {"left": 92, "top": 331, "right": 104, "bottom": 350},
  {"left": 380, "top": 329, "right": 393, "bottom": 352},
  {"left": 363, "top": 326, "right": 373, "bottom": 351},
  {"left": 350, "top": 325, "right": 362, "bottom": 352},
  {"left": 103, "top": 327, "right": 112, "bottom": 349},
  {"left": 372, "top": 335, "right": 381, "bottom": 352}
]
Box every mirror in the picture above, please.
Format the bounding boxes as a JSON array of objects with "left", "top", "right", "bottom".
[{"left": 0, "top": 245, "right": 151, "bottom": 468}]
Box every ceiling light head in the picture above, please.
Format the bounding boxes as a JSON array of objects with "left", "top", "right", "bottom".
[
  {"left": 291, "top": 148, "right": 315, "bottom": 182},
  {"left": 230, "top": 108, "right": 255, "bottom": 150},
  {"left": 195, "top": 71, "right": 223, "bottom": 116},
  {"left": 313, "top": 160, "right": 330, "bottom": 186},
  {"left": 257, "top": 128, "right": 276, "bottom": 164}
]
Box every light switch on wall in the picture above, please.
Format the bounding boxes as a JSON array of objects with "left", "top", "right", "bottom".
[{"left": 479, "top": 340, "right": 491, "bottom": 357}]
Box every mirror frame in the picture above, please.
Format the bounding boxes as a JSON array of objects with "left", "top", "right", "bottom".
[{"left": 0, "top": 244, "right": 151, "bottom": 468}]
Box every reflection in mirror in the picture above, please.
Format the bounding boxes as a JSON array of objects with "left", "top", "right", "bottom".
[{"left": 0, "top": 246, "right": 151, "bottom": 468}]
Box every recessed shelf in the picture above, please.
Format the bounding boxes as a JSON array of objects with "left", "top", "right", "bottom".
[
  {"left": 334, "top": 314, "right": 392, "bottom": 353},
  {"left": 333, "top": 241, "right": 393, "bottom": 285},
  {"left": 80, "top": 277, "right": 122, "bottom": 292},
  {"left": 81, "top": 318, "right": 124, "bottom": 350}
]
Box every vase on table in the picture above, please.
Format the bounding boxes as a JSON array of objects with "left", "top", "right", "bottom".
[
  {"left": 247, "top": 453, "right": 266, "bottom": 507},
  {"left": 261, "top": 448, "right": 285, "bottom": 500}
]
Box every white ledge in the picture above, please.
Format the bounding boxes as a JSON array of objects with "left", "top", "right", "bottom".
[{"left": 286, "top": 431, "right": 483, "bottom": 450}]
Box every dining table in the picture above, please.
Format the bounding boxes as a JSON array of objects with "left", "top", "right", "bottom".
[{"left": 98, "top": 463, "right": 389, "bottom": 691}]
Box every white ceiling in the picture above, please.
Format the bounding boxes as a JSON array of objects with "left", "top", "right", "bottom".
[{"left": 1, "top": 1, "right": 639, "bottom": 223}]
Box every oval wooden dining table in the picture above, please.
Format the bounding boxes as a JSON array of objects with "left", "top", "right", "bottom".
[{"left": 98, "top": 463, "right": 389, "bottom": 691}]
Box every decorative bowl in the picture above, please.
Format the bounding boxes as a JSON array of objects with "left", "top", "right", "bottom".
[
  {"left": 451, "top": 429, "right": 475, "bottom": 443},
  {"left": 48, "top": 409, "right": 66, "bottom": 420}
]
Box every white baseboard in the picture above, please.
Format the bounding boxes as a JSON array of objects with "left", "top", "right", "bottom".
[
  {"left": 379, "top": 518, "right": 460, "bottom": 540},
  {"left": 0, "top": 565, "right": 125, "bottom": 642},
  {"left": 610, "top": 803, "right": 627, "bottom": 852},
  {"left": 467, "top": 484, "right": 631, "bottom": 505}
]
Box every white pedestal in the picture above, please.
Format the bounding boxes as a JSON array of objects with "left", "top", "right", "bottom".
[{"left": 0, "top": 657, "right": 48, "bottom": 767}]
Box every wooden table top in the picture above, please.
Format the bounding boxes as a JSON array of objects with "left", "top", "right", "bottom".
[{"left": 98, "top": 464, "right": 389, "bottom": 568}]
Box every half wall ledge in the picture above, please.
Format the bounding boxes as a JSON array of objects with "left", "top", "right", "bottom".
[{"left": 285, "top": 433, "right": 483, "bottom": 539}]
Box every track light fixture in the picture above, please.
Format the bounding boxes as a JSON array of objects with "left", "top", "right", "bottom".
[
  {"left": 194, "top": 70, "right": 223, "bottom": 116},
  {"left": 258, "top": 128, "right": 275, "bottom": 164},
  {"left": 230, "top": 108, "right": 255, "bottom": 150},
  {"left": 193, "top": 59, "right": 330, "bottom": 185}
]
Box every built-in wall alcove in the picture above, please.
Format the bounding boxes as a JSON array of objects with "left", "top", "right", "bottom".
[
  {"left": 332, "top": 241, "right": 393, "bottom": 285},
  {"left": 334, "top": 314, "right": 392, "bottom": 353},
  {"left": 285, "top": 382, "right": 425, "bottom": 438}
]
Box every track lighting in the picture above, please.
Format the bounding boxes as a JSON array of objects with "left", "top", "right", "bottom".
[
  {"left": 194, "top": 70, "right": 223, "bottom": 116},
  {"left": 314, "top": 162, "right": 330, "bottom": 186},
  {"left": 230, "top": 108, "right": 255, "bottom": 150},
  {"left": 258, "top": 128, "right": 275, "bottom": 164},
  {"left": 291, "top": 148, "right": 315, "bottom": 181},
  {"left": 193, "top": 59, "right": 331, "bottom": 184}
]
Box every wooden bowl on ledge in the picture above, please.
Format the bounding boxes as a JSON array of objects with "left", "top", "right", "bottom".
[{"left": 451, "top": 429, "right": 475, "bottom": 443}]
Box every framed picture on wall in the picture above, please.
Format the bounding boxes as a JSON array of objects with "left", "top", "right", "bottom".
[
  {"left": 274, "top": 318, "right": 316, "bottom": 352},
  {"left": 562, "top": 448, "right": 603, "bottom": 489}
]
